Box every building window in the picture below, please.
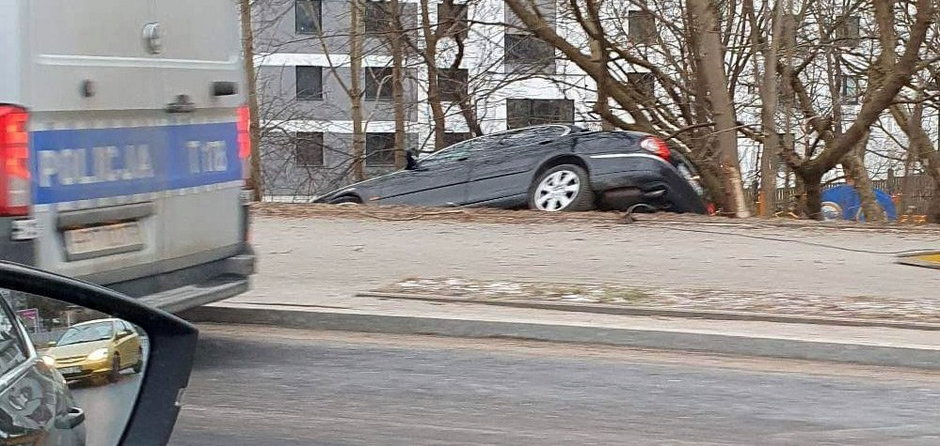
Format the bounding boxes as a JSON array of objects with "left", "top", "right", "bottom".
[
  {"left": 442, "top": 132, "right": 471, "bottom": 149},
  {"left": 364, "top": 2, "right": 390, "bottom": 34},
  {"left": 626, "top": 72, "right": 655, "bottom": 101},
  {"left": 439, "top": 68, "right": 468, "bottom": 102},
  {"left": 504, "top": 33, "right": 555, "bottom": 68},
  {"left": 364, "top": 67, "right": 394, "bottom": 100},
  {"left": 841, "top": 75, "right": 861, "bottom": 104},
  {"left": 627, "top": 10, "right": 655, "bottom": 45},
  {"left": 438, "top": 2, "right": 469, "bottom": 39},
  {"left": 506, "top": 99, "right": 574, "bottom": 129},
  {"left": 295, "top": 132, "right": 325, "bottom": 167},
  {"left": 366, "top": 133, "right": 397, "bottom": 166},
  {"left": 295, "top": 66, "right": 323, "bottom": 100},
  {"left": 835, "top": 15, "right": 861, "bottom": 48},
  {"left": 295, "top": 0, "right": 321, "bottom": 34}
]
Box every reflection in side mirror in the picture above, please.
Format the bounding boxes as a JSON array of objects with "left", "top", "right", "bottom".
[{"left": 0, "top": 288, "right": 148, "bottom": 445}]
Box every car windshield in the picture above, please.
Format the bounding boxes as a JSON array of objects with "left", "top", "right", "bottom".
[{"left": 56, "top": 322, "right": 113, "bottom": 346}]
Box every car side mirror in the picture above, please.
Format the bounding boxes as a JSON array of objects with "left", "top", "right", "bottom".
[
  {"left": 118, "top": 329, "right": 132, "bottom": 338},
  {"left": 0, "top": 261, "right": 198, "bottom": 446},
  {"left": 405, "top": 150, "right": 420, "bottom": 170}
]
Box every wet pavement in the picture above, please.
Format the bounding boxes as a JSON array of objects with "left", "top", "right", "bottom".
[{"left": 170, "top": 324, "right": 940, "bottom": 446}]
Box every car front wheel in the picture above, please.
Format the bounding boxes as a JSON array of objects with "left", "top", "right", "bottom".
[
  {"left": 529, "top": 165, "right": 594, "bottom": 212},
  {"left": 107, "top": 355, "right": 121, "bottom": 383}
]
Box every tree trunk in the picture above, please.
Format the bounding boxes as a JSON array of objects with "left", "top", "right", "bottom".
[
  {"left": 757, "top": 0, "right": 783, "bottom": 217},
  {"left": 889, "top": 104, "right": 940, "bottom": 223},
  {"left": 687, "top": 0, "right": 751, "bottom": 218},
  {"left": 418, "top": 0, "right": 446, "bottom": 150},
  {"left": 585, "top": 15, "right": 613, "bottom": 131},
  {"left": 842, "top": 134, "right": 885, "bottom": 222},
  {"left": 389, "top": 0, "right": 407, "bottom": 168},
  {"left": 239, "top": 0, "right": 264, "bottom": 201},
  {"left": 799, "top": 172, "right": 823, "bottom": 218},
  {"left": 349, "top": 0, "right": 366, "bottom": 181}
]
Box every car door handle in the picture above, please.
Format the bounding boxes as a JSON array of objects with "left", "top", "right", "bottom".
[
  {"left": 55, "top": 407, "right": 85, "bottom": 429},
  {"left": 456, "top": 156, "right": 469, "bottom": 162}
]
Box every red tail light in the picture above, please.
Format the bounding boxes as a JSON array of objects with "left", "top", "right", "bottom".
[
  {"left": 237, "top": 105, "right": 251, "bottom": 180},
  {"left": 640, "top": 136, "right": 671, "bottom": 161},
  {"left": 0, "top": 106, "right": 30, "bottom": 216}
]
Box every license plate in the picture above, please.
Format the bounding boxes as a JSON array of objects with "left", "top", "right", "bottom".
[
  {"left": 64, "top": 222, "right": 144, "bottom": 260},
  {"left": 59, "top": 366, "right": 81, "bottom": 375}
]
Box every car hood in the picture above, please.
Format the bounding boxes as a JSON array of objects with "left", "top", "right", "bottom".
[{"left": 47, "top": 339, "right": 110, "bottom": 358}]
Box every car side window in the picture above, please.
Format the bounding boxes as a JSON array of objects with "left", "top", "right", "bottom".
[
  {"left": 0, "top": 300, "right": 28, "bottom": 377},
  {"left": 419, "top": 141, "right": 475, "bottom": 167},
  {"left": 498, "top": 126, "right": 567, "bottom": 147}
]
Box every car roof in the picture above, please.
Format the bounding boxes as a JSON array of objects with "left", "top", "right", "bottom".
[{"left": 70, "top": 318, "right": 120, "bottom": 328}]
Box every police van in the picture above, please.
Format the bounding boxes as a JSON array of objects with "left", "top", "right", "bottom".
[{"left": 0, "top": 0, "right": 255, "bottom": 311}]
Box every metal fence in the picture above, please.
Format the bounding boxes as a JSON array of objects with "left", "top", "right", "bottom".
[{"left": 749, "top": 175, "right": 935, "bottom": 215}]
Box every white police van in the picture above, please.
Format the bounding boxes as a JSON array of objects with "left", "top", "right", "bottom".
[{"left": 0, "top": 0, "right": 254, "bottom": 311}]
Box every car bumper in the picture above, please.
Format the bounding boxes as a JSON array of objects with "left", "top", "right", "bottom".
[
  {"left": 592, "top": 170, "right": 707, "bottom": 214},
  {"left": 129, "top": 251, "right": 256, "bottom": 313},
  {"left": 86, "top": 245, "right": 256, "bottom": 313},
  {"left": 56, "top": 358, "right": 112, "bottom": 380}
]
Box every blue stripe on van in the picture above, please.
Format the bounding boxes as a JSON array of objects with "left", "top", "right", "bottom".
[{"left": 30, "top": 123, "right": 243, "bottom": 204}]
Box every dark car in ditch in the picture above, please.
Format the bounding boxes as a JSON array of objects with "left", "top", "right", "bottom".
[{"left": 315, "top": 125, "right": 708, "bottom": 213}]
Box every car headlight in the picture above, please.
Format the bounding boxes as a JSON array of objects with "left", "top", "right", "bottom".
[
  {"left": 87, "top": 348, "right": 109, "bottom": 361},
  {"left": 41, "top": 355, "right": 56, "bottom": 368}
]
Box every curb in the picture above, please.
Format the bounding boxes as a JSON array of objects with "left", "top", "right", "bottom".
[
  {"left": 180, "top": 305, "right": 940, "bottom": 370},
  {"left": 356, "top": 292, "right": 940, "bottom": 331},
  {"left": 897, "top": 251, "right": 940, "bottom": 270}
]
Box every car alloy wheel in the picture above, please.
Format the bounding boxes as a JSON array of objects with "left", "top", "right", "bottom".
[{"left": 535, "top": 169, "right": 582, "bottom": 211}]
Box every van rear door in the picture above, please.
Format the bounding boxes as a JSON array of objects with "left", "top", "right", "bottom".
[
  {"left": 151, "top": 0, "right": 245, "bottom": 286},
  {"left": 27, "top": 0, "right": 247, "bottom": 295},
  {"left": 28, "top": 0, "right": 164, "bottom": 281}
]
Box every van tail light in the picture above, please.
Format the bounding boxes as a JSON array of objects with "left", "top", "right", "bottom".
[
  {"left": 0, "top": 106, "right": 31, "bottom": 216},
  {"left": 237, "top": 105, "right": 251, "bottom": 181},
  {"left": 640, "top": 136, "right": 671, "bottom": 162}
]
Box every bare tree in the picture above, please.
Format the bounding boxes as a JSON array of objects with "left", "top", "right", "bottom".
[
  {"left": 779, "top": 0, "right": 934, "bottom": 218},
  {"left": 240, "top": 0, "right": 264, "bottom": 200},
  {"left": 687, "top": 0, "right": 751, "bottom": 217}
]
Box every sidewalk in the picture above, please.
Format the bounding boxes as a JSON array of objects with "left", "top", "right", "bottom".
[
  {"left": 183, "top": 292, "right": 940, "bottom": 369},
  {"left": 181, "top": 213, "right": 940, "bottom": 369}
]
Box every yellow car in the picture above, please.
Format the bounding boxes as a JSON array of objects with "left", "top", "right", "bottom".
[{"left": 46, "top": 318, "right": 144, "bottom": 384}]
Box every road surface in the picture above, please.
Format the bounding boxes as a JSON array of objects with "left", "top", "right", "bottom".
[
  {"left": 170, "top": 324, "right": 940, "bottom": 445},
  {"left": 70, "top": 369, "right": 142, "bottom": 446}
]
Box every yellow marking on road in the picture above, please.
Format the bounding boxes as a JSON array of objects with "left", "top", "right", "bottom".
[{"left": 915, "top": 253, "right": 940, "bottom": 264}]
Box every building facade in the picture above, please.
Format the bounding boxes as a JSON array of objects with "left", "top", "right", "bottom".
[{"left": 251, "top": 0, "right": 938, "bottom": 203}]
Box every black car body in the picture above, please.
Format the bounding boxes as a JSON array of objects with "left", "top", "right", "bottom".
[
  {"left": 316, "top": 125, "right": 707, "bottom": 214},
  {"left": 0, "top": 296, "right": 86, "bottom": 445}
]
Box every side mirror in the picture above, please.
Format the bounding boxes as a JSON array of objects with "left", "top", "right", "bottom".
[
  {"left": 118, "top": 329, "right": 132, "bottom": 338},
  {"left": 0, "top": 261, "right": 197, "bottom": 446},
  {"left": 405, "top": 150, "right": 420, "bottom": 170}
]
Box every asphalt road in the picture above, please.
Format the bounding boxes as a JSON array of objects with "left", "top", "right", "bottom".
[
  {"left": 70, "top": 369, "right": 142, "bottom": 446},
  {"left": 169, "top": 324, "right": 940, "bottom": 446}
]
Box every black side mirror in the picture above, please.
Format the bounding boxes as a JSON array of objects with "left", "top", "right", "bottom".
[
  {"left": 405, "top": 150, "right": 420, "bottom": 170},
  {"left": 0, "top": 261, "right": 198, "bottom": 446}
]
